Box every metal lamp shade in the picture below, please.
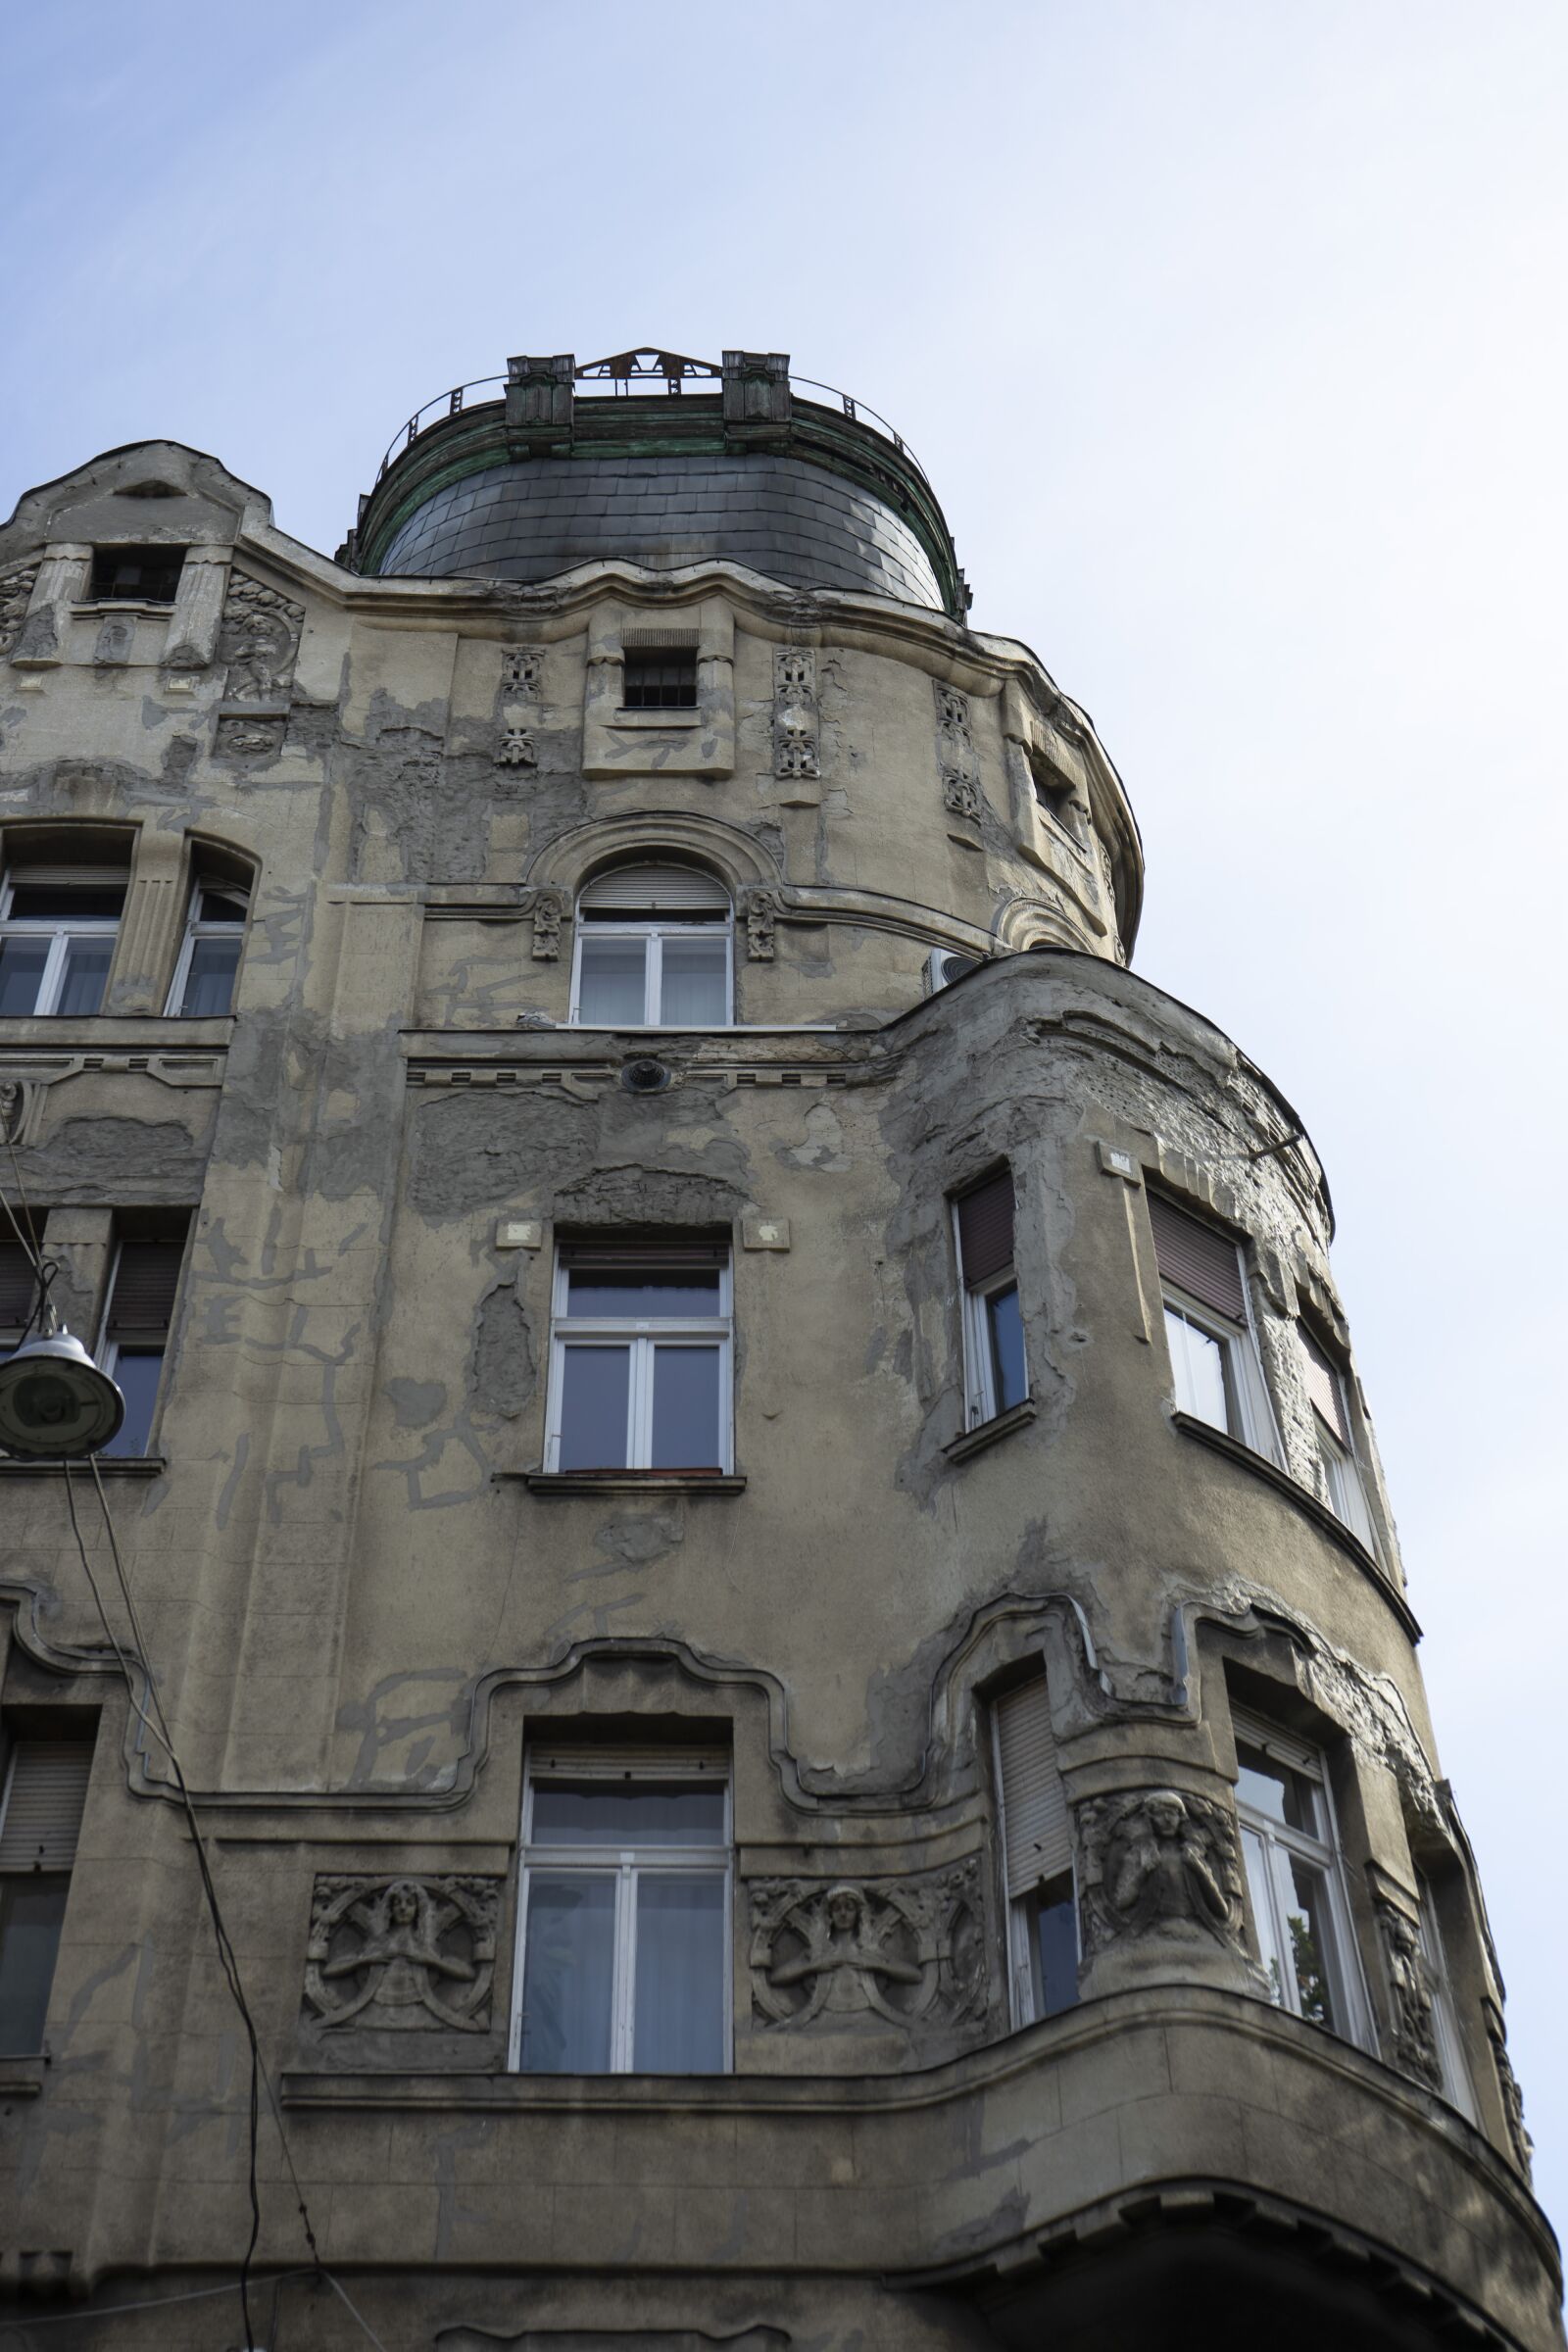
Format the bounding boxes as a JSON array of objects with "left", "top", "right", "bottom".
[{"left": 0, "top": 1332, "right": 125, "bottom": 1458}]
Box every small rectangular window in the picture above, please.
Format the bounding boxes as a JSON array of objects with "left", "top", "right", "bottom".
[
  {"left": 0, "top": 1736, "right": 93, "bottom": 2055},
  {"left": 169, "top": 880, "right": 249, "bottom": 1017},
  {"left": 511, "top": 1749, "right": 731, "bottom": 2075},
  {"left": 993, "top": 1676, "right": 1078, "bottom": 2026},
  {"left": 97, "top": 1230, "right": 185, "bottom": 1457},
  {"left": 546, "top": 1244, "right": 732, "bottom": 1474},
  {"left": 1233, "top": 1708, "right": 1368, "bottom": 2046},
  {"left": 0, "top": 867, "right": 126, "bottom": 1019},
  {"left": 621, "top": 648, "right": 698, "bottom": 710},
  {"left": 1299, "top": 1325, "right": 1376, "bottom": 1549},
  {"left": 89, "top": 547, "right": 185, "bottom": 605},
  {"left": 1149, "top": 1193, "right": 1279, "bottom": 1460},
  {"left": 955, "top": 1171, "right": 1027, "bottom": 1428}
]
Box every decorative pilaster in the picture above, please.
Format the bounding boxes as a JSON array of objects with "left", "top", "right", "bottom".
[
  {"left": 8, "top": 544, "right": 91, "bottom": 667},
  {"left": 161, "top": 543, "right": 232, "bottom": 671}
]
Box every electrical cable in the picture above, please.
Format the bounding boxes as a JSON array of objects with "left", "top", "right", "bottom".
[{"left": 0, "top": 2264, "right": 393, "bottom": 2350}]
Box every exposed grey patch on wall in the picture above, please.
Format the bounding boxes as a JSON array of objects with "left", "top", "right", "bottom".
[
  {"left": 388, "top": 1377, "right": 449, "bottom": 1430},
  {"left": 15, "top": 1114, "right": 206, "bottom": 1200},
  {"left": 337, "top": 1666, "right": 474, "bottom": 1788},
  {"left": 409, "top": 1092, "right": 598, "bottom": 1222},
  {"left": 304, "top": 1019, "right": 407, "bottom": 1202},
  {"left": 590, "top": 1513, "right": 685, "bottom": 1571},
  {"left": 469, "top": 1282, "right": 536, "bottom": 1420},
  {"left": 553, "top": 1161, "right": 745, "bottom": 1230}
]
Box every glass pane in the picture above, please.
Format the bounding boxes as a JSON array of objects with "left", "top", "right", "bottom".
[
  {"left": 658, "top": 936, "right": 728, "bottom": 1026},
  {"left": 558, "top": 1346, "right": 630, "bottom": 1470},
  {"left": 1241, "top": 1826, "right": 1284, "bottom": 2004},
  {"left": 0, "top": 938, "right": 49, "bottom": 1015},
  {"left": 180, "top": 937, "right": 241, "bottom": 1016},
  {"left": 8, "top": 887, "right": 124, "bottom": 920},
  {"left": 633, "top": 1874, "right": 726, "bottom": 2072},
  {"left": 1165, "top": 1304, "right": 1228, "bottom": 1431},
  {"left": 56, "top": 940, "right": 112, "bottom": 1016},
  {"left": 986, "top": 1283, "right": 1027, "bottom": 1412},
  {"left": 1235, "top": 1741, "right": 1323, "bottom": 1838},
  {"left": 567, "top": 1266, "right": 719, "bottom": 1318},
  {"left": 1031, "top": 1873, "right": 1079, "bottom": 2019},
  {"left": 577, "top": 936, "right": 648, "bottom": 1026},
  {"left": 196, "top": 891, "right": 246, "bottom": 924},
  {"left": 101, "top": 1349, "right": 164, "bottom": 1457},
  {"left": 517, "top": 1874, "right": 615, "bottom": 2073},
  {"left": 651, "top": 1345, "right": 720, "bottom": 1468},
  {"left": 0, "top": 1878, "right": 69, "bottom": 2053},
  {"left": 532, "top": 1782, "right": 727, "bottom": 1847},
  {"left": 1283, "top": 1856, "right": 1341, "bottom": 2029}
]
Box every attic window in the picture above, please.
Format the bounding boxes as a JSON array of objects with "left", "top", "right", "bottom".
[
  {"left": 89, "top": 547, "right": 185, "bottom": 605},
  {"left": 622, "top": 648, "right": 697, "bottom": 710}
]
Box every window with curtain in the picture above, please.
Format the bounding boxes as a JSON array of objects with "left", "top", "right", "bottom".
[
  {"left": 1298, "top": 1323, "right": 1377, "bottom": 1549},
  {"left": 545, "top": 1241, "right": 732, "bottom": 1474},
  {"left": 1233, "top": 1708, "right": 1368, "bottom": 2046},
  {"left": 510, "top": 1750, "right": 730, "bottom": 2075},
  {"left": 169, "top": 878, "right": 249, "bottom": 1017},
  {"left": 570, "top": 863, "right": 732, "bottom": 1029},
  {"left": 0, "top": 1734, "right": 94, "bottom": 2054},
  {"left": 0, "top": 864, "right": 128, "bottom": 1018},
  {"left": 993, "top": 1673, "right": 1078, "bottom": 2026},
  {"left": 1149, "top": 1192, "right": 1279, "bottom": 1460},
  {"left": 97, "top": 1228, "right": 186, "bottom": 1456},
  {"left": 954, "top": 1168, "right": 1027, "bottom": 1428}
]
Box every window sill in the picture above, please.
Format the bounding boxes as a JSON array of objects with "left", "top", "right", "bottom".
[
  {"left": 1171, "top": 1412, "right": 1419, "bottom": 1641},
  {"left": 611, "top": 707, "right": 702, "bottom": 728},
  {"left": 944, "top": 1397, "right": 1037, "bottom": 1463},
  {"left": 504, "top": 1470, "right": 746, "bottom": 1497},
  {"left": 0, "top": 1454, "right": 167, "bottom": 1477},
  {"left": 0, "top": 2054, "right": 46, "bottom": 2099}
]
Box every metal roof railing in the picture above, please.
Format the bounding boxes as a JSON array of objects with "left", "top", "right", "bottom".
[{"left": 371, "top": 353, "right": 928, "bottom": 487}]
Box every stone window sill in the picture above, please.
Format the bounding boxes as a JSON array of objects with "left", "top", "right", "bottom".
[
  {"left": 0, "top": 2054, "right": 47, "bottom": 2098},
  {"left": 1171, "top": 1412, "right": 1419, "bottom": 1640},
  {"left": 0, "top": 1455, "right": 167, "bottom": 1478},
  {"left": 943, "top": 1398, "right": 1037, "bottom": 1464},
  {"left": 609, "top": 707, "right": 702, "bottom": 728},
  {"left": 503, "top": 1470, "right": 746, "bottom": 1497}
]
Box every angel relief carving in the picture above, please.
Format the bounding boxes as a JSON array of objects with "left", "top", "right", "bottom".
[
  {"left": 1077, "top": 1787, "right": 1248, "bottom": 1959},
  {"left": 304, "top": 1875, "right": 500, "bottom": 2033},
  {"left": 750, "top": 1868, "right": 984, "bottom": 2032}
]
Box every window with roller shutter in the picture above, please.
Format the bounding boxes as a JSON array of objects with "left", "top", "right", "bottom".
[
  {"left": 0, "top": 1734, "right": 95, "bottom": 2053},
  {"left": 954, "top": 1168, "right": 1027, "bottom": 1428},
  {"left": 0, "top": 1236, "right": 39, "bottom": 1345},
  {"left": 1298, "top": 1323, "right": 1377, "bottom": 1550},
  {"left": 992, "top": 1675, "right": 1078, "bottom": 2025},
  {"left": 97, "top": 1226, "right": 187, "bottom": 1459},
  {"left": 1148, "top": 1191, "right": 1279, "bottom": 1461}
]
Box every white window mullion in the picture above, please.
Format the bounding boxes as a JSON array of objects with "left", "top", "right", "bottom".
[
  {"left": 628, "top": 1335, "right": 652, "bottom": 1468},
  {"left": 39, "top": 933, "right": 70, "bottom": 1015},
  {"left": 613, "top": 1858, "right": 638, "bottom": 2070},
  {"left": 645, "top": 934, "right": 663, "bottom": 1025}
]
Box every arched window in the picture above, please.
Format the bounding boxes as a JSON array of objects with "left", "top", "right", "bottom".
[{"left": 570, "top": 863, "right": 732, "bottom": 1029}]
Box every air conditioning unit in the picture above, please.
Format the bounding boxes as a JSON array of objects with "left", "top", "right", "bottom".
[{"left": 926, "top": 949, "right": 981, "bottom": 995}]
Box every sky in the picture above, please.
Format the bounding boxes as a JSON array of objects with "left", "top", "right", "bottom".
[{"left": 5, "top": 0, "right": 1565, "bottom": 2251}]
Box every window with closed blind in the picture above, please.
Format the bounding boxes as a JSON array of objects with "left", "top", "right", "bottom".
[
  {"left": 570, "top": 863, "right": 732, "bottom": 1029},
  {"left": 1148, "top": 1192, "right": 1279, "bottom": 1460},
  {"left": 992, "top": 1675, "right": 1078, "bottom": 2025},
  {"left": 1298, "top": 1324, "right": 1376, "bottom": 1549},
  {"left": 0, "top": 1733, "right": 94, "bottom": 2053},
  {"left": 97, "top": 1227, "right": 186, "bottom": 1457},
  {"left": 954, "top": 1169, "right": 1027, "bottom": 1428}
]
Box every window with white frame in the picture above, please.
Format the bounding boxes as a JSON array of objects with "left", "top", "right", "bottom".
[
  {"left": 1416, "top": 1875, "right": 1477, "bottom": 2119},
  {"left": 1298, "top": 1323, "right": 1376, "bottom": 1550},
  {"left": 0, "top": 1735, "right": 94, "bottom": 2054},
  {"left": 570, "top": 864, "right": 731, "bottom": 1029},
  {"left": 993, "top": 1674, "right": 1078, "bottom": 2026},
  {"left": 1233, "top": 1708, "right": 1368, "bottom": 2044},
  {"left": 0, "top": 865, "right": 127, "bottom": 1019},
  {"left": 546, "top": 1241, "right": 732, "bottom": 1474},
  {"left": 955, "top": 1169, "right": 1027, "bottom": 1428},
  {"left": 96, "top": 1230, "right": 185, "bottom": 1457},
  {"left": 168, "top": 878, "right": 249, "bottom": 1017},
  {"left": 1149, "top": 1192, "right": 1280, "bottom": 1460},
  {"left": 510, "top": 1748, "right": 731, "bottom": 2075}
]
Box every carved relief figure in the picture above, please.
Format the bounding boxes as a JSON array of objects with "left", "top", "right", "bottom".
[
  {"left": 935, "top": 677, "right": 983, "bottom": 825},
  {"left": 497, "top": 728, "right": 537, "bottom": 769},
  {"left": 1488, "top": 2012, "right": 1535, "bottom": 2179},
  {"left": 1376, "top": 1900, "right": 1442, "bottom": 2087},
  {"left": 743, "top": 888, "right": 780, "bottom": 961},
  {"left": 530, "top": 887, "right": 566, "bottom": 960},
  {"left": 304, "top": 1875, "right": 499, "bottom": 2033},
  {"left": 502, "top": 646, "right": 545, "bottom": 697},
  {"left": 1078, "top": 1788, "right": 1247, "bottom": 1956},
  {"left": 773, "top": 646, "right": 819, "bottom": 779},
  {"left": 0, "top": 565, "right": 39, "bottom": 660},
  {"left": 750, "top": 1867, "right": 984, "bottom": 2032},
  {"left": 220, "top": 573, "right": 304, "bottom": 704}
]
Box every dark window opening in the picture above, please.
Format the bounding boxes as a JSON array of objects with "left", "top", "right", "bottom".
[
  {"left": 622, "top": 649, "right": 698, "bottom": 710},
  {"left": 89, "top": 547, "right": 186, "bottom": 605},
  {"left": 100, "top": 1227, "right": 186, "bottom": 1457}
]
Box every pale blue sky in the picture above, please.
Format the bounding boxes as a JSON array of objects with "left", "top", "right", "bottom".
[{"left": 6, "top": 0, "right": 1565, "bottom": 2243}]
